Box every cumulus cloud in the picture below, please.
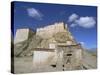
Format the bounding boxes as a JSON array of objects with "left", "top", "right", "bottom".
[
  {"left": 75, "top": 17, "right": 96, "bottom": 28},
  {"left": 68, "top": 13, "right": 96, "bottom": 28},
  {"left": 68, "top": 13, "right": 79, "bottom": 22},
  {"left": 27, "top": 8, "right": 43, "bottom": 20}
]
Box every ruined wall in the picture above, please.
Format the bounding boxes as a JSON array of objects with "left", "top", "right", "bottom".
[
  {"left": 14, "top": 28, "right": 34, "bottom": 44},
  {"left": 36, "top": 22, "right": 67, "bottom": 38},
  {"left": 56, "top": 44, "right": 82, "bottom": 70}
]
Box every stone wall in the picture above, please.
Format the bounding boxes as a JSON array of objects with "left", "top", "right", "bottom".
[
  {"left": 36, "top": 22, "right": 67, "bottom": 38},
  {"left": 14, "top": 28, "right": 34, "bottom": 44},
  {"left": 56, "top": 44, "right": 82, "bottom": 70}
]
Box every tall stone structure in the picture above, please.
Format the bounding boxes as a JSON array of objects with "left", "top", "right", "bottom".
[
  {"left": 36, "top": 22, "right": 67, "bottom": 38},
  {"left": 13, "top": 22, "right": 97, "bottom": 73},
  {"left": 14, "top": 22, "right": 83, "bottom": 70}
]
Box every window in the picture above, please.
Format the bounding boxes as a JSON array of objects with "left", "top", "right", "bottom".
[{"left": 66, "top": 54, "right": 72, "bottom": 56}]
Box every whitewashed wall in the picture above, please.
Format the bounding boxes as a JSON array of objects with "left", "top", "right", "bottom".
[
  {"left": 33, "top": 51, "right": 57, "bottom": 67},
  {"left": 14, "top": 29, "right": 29, "bottom": 44}
]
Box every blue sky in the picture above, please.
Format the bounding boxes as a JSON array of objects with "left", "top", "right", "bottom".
[{"left": 12, "top": 1, "right": 97, "bottom": 49}]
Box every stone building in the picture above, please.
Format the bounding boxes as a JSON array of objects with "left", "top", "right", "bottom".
[
  {"left": 36, "top": 22, "right": 67, "bottom": 38},
  {"left": 14, "top": 22, "right": 83, "bottom": 70},
  {"left": 32, "top": 42, "right": 82, "bottom": 70}
]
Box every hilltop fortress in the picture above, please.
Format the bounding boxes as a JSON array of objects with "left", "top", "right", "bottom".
[
  {"left": 36, "top": 22, "right": 67, "bottom": 38},
  {"left": 14, "top": 22, "right": 83, "bottom": 70},
  {"left": 13, "top": 22, "right": 97, "bottom": 73},
  {"left": 14, "top": 22, "right": 74, "bottom": 44}
]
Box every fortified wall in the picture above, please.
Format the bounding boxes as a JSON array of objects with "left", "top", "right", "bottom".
[
  {"left": 36, "top": 22, "right": 68, "bottom": 38},
  {"left": 14, "top": 28, "right": 34, "bottom": 44},
  {"left": 14, "top": 22, "right": 74, "bottom": 44}
]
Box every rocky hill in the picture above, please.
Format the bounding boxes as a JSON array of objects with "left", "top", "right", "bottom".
[
  {"left": 14, "top": 22, "right": 76, "bottom": 56},
  {"left": 13, "top": 22, "right": 97, "bottom": 72}
]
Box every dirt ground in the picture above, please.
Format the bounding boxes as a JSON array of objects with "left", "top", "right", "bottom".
[
  {"left": 13, "top": 56, "right": 60, "bottom": 74},
  {"left": 12, "top": 50, "right": 97, "bottom": 74}
]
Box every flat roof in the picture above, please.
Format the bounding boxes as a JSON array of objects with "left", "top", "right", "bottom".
[
  {"left": 57, "top": 43, "right": 81, "bottom": 47},
  {"left": 33, "top": 48, "right": 55, "bottom": 52}
]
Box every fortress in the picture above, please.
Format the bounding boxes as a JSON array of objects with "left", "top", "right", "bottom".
[
  {"left": 36, "top": 22, "right": 67, "bottom": 38},
  {"left": 13, "top": 22, "right": 97, "bottom": 73},
  {"left": 14, "top": 22, "right": 73, "bottom": 44},
  {"left": 14, "top": 22, "right": 83, "bottom": 71}
]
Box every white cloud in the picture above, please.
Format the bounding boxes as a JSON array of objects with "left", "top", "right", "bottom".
[
  {"left": 70, "top": 23, "right": 77, "bottom": 27},
  {"left": 68, "top": 13, "right": 79, "bottom": 22},
  {"left": 27, "top": 8, "right": 43, "bottom": 20},
  {"left": 68, "top": 13, "right": 96, "bottom": 28},
  {"left": 75, "top": 17, "right": 96, "bottom": 28}
]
